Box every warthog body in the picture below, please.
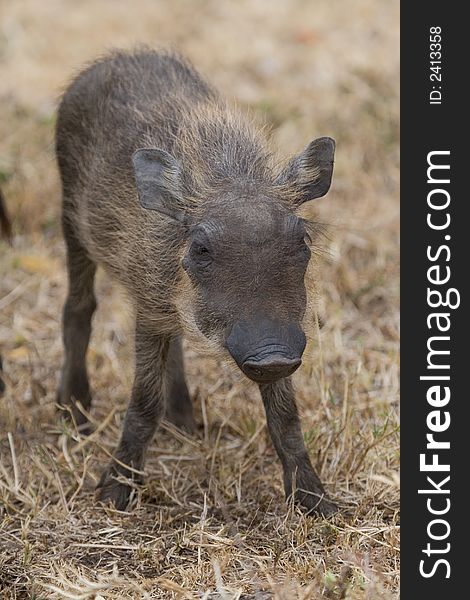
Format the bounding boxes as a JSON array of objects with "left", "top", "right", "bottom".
[
  {"left": 56, "top": 49, "right": 337, "bottom": 515},
  {"left": 0, "top": 188, "right": 11, "bottom": 242}
]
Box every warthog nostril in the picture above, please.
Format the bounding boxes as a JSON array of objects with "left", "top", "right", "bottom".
[{"left": 242, "top": 356, "right": 302, "bottom": 383}]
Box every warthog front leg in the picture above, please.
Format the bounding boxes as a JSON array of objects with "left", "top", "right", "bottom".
[
  {"left": 165, "top": 335, "right": 196, "bottom": 433},
  {"left": 259, "top": 378, "right": 337, "bottom": 516},
  {"left": 96, "top": 319, "right": 170, "bottom": 509}
]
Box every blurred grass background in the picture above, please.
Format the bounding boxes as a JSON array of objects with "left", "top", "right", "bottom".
[{"left": 0, "top": 1, "right": 399, "bottom": 598}]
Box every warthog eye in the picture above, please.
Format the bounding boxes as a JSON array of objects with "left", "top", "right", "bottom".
[
  {"left": 182, "top": 240, "right": 214, "bottom": 277},
  {"left": 194, "top": 243, "right": 209, "bottom": 256}
]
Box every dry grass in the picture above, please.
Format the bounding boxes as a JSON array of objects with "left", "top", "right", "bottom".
[{"left": 0, "top": 0, "right": 399, "bottom": 598}]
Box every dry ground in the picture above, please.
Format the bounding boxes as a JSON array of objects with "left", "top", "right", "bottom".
[{"left": 0, "top": 1, "right": 399, "bottom": 598}]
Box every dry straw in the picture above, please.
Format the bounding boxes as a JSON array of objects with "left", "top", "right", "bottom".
[{"left": 0, "top": 0, "right": 399, "bottom": 597}]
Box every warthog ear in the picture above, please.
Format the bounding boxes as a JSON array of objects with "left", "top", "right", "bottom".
[
  {"left": 132, "top": 148, "right": 185, "bottom": 222},
  {"left": 277, "top": 137, "right": 335, "bottom": 205}
]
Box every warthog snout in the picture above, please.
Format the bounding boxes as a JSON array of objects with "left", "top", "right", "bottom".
[
  {"left": 225, "top": 319, "right": 306, "bottom": 383},
  {"left": 242, "top": 356, "right": 302, "bottom": 383}
]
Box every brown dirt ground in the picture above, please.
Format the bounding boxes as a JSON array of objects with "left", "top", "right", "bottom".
[{"left": 0, "top": 0, "right": 399, "bottom": 598}]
